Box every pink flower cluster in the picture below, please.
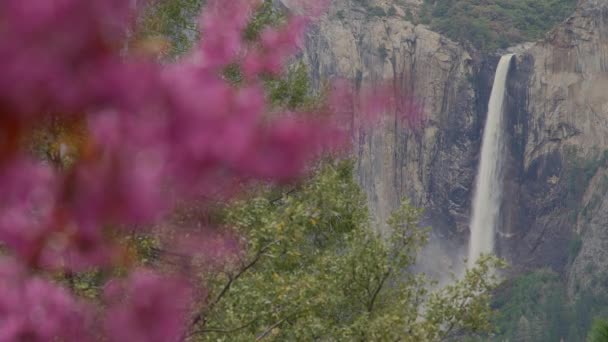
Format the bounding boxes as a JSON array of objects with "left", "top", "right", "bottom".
[
  {"left": 104, "top": 270, "right": 194, "bottom": 342},
  {"left": 0, "top": 0, "right": 420, "bottom": 340},
  {"left": 0, "top": 261, "right": 92, "bottom": 341},
  {"left": 0, "top": 0, "right": 343, "bottom": 340}
]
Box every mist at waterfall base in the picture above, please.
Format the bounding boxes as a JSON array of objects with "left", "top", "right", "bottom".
[{"left": 468, "top": 54, "right": 514, "bottom": 268}]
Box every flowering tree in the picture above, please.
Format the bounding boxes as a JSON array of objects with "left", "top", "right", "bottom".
[{"left": 0, "top": 0, "right": 365, "bottom": 340}]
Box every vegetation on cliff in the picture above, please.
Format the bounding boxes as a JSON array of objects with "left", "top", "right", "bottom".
[
  {"left": 419, "top": 0, "right": 577, "bottom": 50},
  {"left": 478, "top": 269, "right": 608, "bottom": 341},
  {"left": 352, "top": 0, "right": 576, "bottom": 49}
]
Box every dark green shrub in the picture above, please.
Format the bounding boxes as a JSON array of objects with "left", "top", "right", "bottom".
[
  {"left": 587, "top": 319, "right": 608, "bottom": 342},
  {"left": 568, "top": 234, "right": 583, "bottom": 263},
  {"left": 405, "top": 9, "right": 414, "bottom": 22},
  {"left": 368, "top": 6, "right": 386, "bottom": 17}
]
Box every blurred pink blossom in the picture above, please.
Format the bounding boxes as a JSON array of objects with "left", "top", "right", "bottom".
[
  {"left": 0, "top": 260, "right": 93, "bottom": 341},
  {"left": 0, "top": 0, "right": 422, "bottom": 339},
  {"left": 104, "top": 269, "right": 193, "bottom": 342}
]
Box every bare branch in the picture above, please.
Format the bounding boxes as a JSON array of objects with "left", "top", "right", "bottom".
[
  {"left": 269, "top": 188, "right": 296, "bottom": 205},
  {"left": 255, "top": 311, "right": 300, "bottom": 341}
]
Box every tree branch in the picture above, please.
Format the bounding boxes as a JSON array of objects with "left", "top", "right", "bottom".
[
  {"left": 440, "top": 291, "right": 471, "bottom": 340},
  {"left": 192, "top": 317, "right": 259, "bottom": 335},
  {"left": 367, "top": 269, "right": 391, "bottom": 313},
  {"left": 255, "top": 311, "right": 300, "bottom": 341},
  {"left": 183, "top": 240, "right": 279, "bottom": 340},
  {"left": 269, "top": 188, "right": 296, "bottom": 205}
]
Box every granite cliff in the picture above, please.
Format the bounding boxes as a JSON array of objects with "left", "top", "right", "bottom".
[
  {"left": 501, "top": 0, "right": 608, "bottom": 296},
  {"left": 277, "top": 0, "right": 608, "bottom": 292},
  {"left": 281, "top": 0, "right": 496, "bottom": 274},
  {"left": 277, "top": 0, "right": 477, "bottom": 274}
]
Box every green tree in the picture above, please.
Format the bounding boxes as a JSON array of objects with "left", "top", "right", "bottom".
[
  {"left": 132, "top": 3, "right": 504, "bottom": 340},
  {"left": 487, "top": 269, "right": 608, "bottom": 342},
  {"left": 514, "top": 316, "right": 533, "bottom": 342},
  {"left": 588, "top": 319, "right": 608, "bottom": 342},
  {"left": 420, "top": 0, "right": 577, "bottom": 50},
  {"left": 186, "top": 161, "right": 505, "bottom": 341},
  {"left": 136, "top": 0, "right": 204, "bottom": 58},
  {"left": 136, "top": 0, "right": 284, "bottom": 59}
]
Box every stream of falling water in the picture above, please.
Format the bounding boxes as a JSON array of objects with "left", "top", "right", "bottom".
[{"left": 467, "top": 54, "right": 514, "bottom": 268}]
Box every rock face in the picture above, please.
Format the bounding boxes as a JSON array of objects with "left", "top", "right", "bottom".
[
  {"left": 286, "top": 0, "right": 496, "bottom": 273},
  {"left": 283, "top": 0, "right": 608, "bottom": 291},
  {"left": 500, "top": 0, "right": 608, "bottom": 294}
]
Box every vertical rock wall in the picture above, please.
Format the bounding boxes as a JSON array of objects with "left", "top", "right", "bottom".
[
  {"left": 293, "top": 0, "right": 494, "bottom": 273},
  {"left": 501, "top": 0, "right": 608, "bottom": 295},
  {"left": 283, "top": 0, "right": 608, "bottom": 294}
]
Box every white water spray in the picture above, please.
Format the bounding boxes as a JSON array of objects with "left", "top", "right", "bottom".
[{"left": 467, "top": 54, "right": 514, "bottom": 268}]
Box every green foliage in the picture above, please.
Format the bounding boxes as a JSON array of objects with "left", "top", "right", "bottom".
[
  {"left": 563, "top": 146, "right": 608, "bottom": 217},
  {"left": 266, "top": 62, "right": 316, "bottom": 110},
  {"left": 588, "top": 319, "right": 608, "bottom": 342},
  {"left": 570, "top": 289, "right": 608, "bottom": 340},
  {"left": 224, "top": 61, "right": 318, "bottom": 110},
  {"left": 368, "top": 6, "right": 387, "bottom": 17},
  {"left": 188, "top": 161, "right": 505, "bottom": 341},
  {"left": 137, "top": 0, "right": 283, "bottom": 59},
  {"left": 490, "top": 269, "right": 571, "bottom": 341},
  {"left": 420, "top": 0, "right": 577, "bottom": 50},
  {"left": 243, "top": 0, "right": 285, "bottom": 42},
  {"left": 568, "top": 234, "right": 583, "bottom": 263},
  {"left": 405, "top": 8, "right": 414, "bottom": 22},
  {"left": 491, "top": 269, "right": 564, "bottom": 341},
  {"left": 136, "top": 4, "right": 504, "bottom": 340},
  {"left": 138, "top": 0, "right": 315, "bottom": 111},
  {"left": 425, "top": 255, "right": 507, "bottom": 339},
  {"left": 53, "top": 231, "right": 162, "bottom": 302},
  {"left": 489, "top": 269, "right": 608, "bottom": 342},
  {"left": 137, "top": 0, "right": 203, "bottom": 58},
  {"left": 71, "top": 271, "right": 103, "bottom": 299}
]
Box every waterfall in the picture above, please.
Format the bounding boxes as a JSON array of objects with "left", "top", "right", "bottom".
[{"left": 467, "top": 54, "right": 514, "bottom": 268}]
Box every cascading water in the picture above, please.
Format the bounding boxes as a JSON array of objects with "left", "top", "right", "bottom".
[{"left": 467, "top": 54, "right": 514, "bottom": 268}]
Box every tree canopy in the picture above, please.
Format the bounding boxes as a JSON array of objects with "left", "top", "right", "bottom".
[
  {"left": 419, "top": 0, "right": 577, "bottom": 50},
  {"left": 191, "top": 161, "right": 505, "bottom": 341}
]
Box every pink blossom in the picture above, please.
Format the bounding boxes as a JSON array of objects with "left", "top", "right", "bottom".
[
  {"left": 329, "top": 79, "right": 424, "bottom": 131},
  {"left": 0, "top": 159, "right": 57, "bottom": 263},
  {"left": 242, "top": 16, "right": 308, "bottom": 77},
  {"left": 163, "top": 228, "right": 242, "bottom": 272},
  {"left": 0, "top": 260, "right": 93, "bottom": 342},
  {"left": 0, "top": 0, "right": 134, "bottom": 117},
  {"left": 0, "top": 0, "right": 421, "bottom": 339},
  {"left": 198, "top": 0, "right": 257, "bottom": 68},
  {"left": 104, "top": 269, "right": 193, "bottom": 342},
  {"left": 39, "top": 220, "right": 115, "bottom": 271}
]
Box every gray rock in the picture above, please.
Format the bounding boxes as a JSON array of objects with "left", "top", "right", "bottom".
[
  {"left": 297, "top": 0, "right": 490, "bottom": 275},
  {"left": 294, "top": 0, "right": 608, "bottom": 292}
]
